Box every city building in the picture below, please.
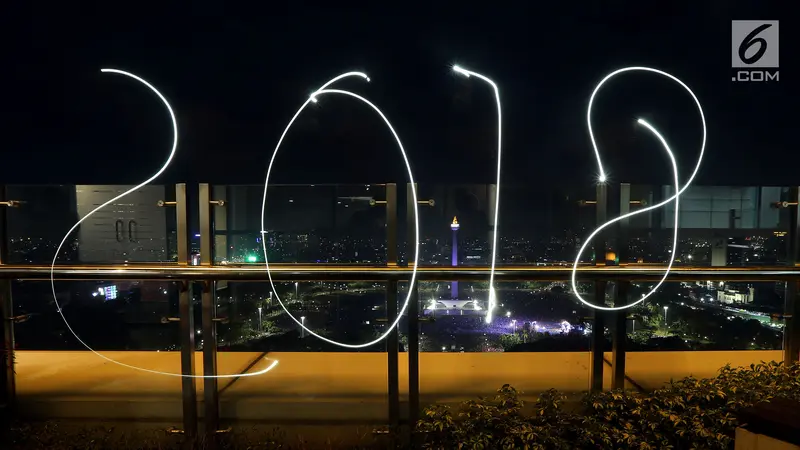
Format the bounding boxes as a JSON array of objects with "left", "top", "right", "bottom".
[
  {"left": 74, "top": 185, "right": 168, "bottom": 263},
  {"left": 717, "top": 284, "right": 756, "bottom": 304}
]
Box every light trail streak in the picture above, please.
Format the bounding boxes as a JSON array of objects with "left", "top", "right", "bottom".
[
  {"left": 260, "top": 76, "right": 420, "bottom": 348},
  {"left": 452, "top": 65, "right": 503, "bottom": 324},
  {"left": 49, "top": 69, "right": 279, "bottom": 378},
  {"left": 571, "top": 67, "right": 707, "bottom": 311},
  {"left": 47, "top": 66, "right": 703, "bottom": 368}
]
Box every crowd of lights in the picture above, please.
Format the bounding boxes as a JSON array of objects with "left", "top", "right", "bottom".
[{"left": 50, "top": 64, "right": 706, "bottom": 376}]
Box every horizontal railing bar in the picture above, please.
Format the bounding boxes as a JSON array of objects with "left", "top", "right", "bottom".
[{"left": 0, "top": 264, "right": 798, "bottom": 282}]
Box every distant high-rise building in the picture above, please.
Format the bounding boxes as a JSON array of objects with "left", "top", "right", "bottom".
[{"left": 75, "top": 185, "right": 168, "bottom": 263}]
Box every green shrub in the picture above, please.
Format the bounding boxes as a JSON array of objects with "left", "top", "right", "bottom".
[{"left": 417, "top": 360, "right": 800, "bottom": 450}]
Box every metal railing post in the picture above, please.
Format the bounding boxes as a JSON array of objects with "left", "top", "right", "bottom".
[
  {"left": 784, "top": 186, "right": 800, "bottom": 363},
  {"left": 176, "top": 183, "right": 198, "bottom": 442},
  {"left": 406, "top": 183, "right": 420, "bottom": 438},
  {"left": 0, "top": 185, "right": 16, "bottom": 411},
  {"left": 590, "top": 183, "right": 608, "bottom": 392},
  {"left": 384, "top": 183, "right": 400, "bottom": 445},
  {"left": 386, "top": 184, "right": 398, "bottom": 268},
  {"left": 199, "top": 184, "right": 220, "bottom": 442},
  {"left": 407, "top": 287, "right": 419, "bottom": 428},
  {"left": 612, "top": 183, "right": 630, "bottom": 390}
]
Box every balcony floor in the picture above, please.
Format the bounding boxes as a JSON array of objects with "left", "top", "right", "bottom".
[{"left": 14, "top": 350, "right": 782, "bottom": 422}]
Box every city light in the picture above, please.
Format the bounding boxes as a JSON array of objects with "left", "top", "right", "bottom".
[
  {"left": 49, "top": 69, "right": 279, "bottom": 379},
  {"left": 453, "top": 65, "right": 503, "bottom": 324},
  {"left": 261, "top": 74, "right": 420, "bottom": 348},
  {"left": 571, "top": 67, "right": 707, "bottom": 311}
]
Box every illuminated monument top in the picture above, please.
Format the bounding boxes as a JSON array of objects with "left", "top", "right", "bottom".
[{"left": 450, "top": 216, "right": 460, "bottom": 231}]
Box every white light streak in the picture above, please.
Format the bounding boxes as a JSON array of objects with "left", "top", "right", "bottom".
[
  {"left": 309, "top": 71, "right": 369, "bottom": 103},
  {"left": 49, "top": 69, "right": 279, "bottom": 378},
  {"left": 453, "top": 65, "right": 503, "bottom": 324},
  {"left": 260, "top": 75, "right": 420, "bottom": 348},
  {"left": 572, "top": 67, "right": 706, "bottom": 311}
]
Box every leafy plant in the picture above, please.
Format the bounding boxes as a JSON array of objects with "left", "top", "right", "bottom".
[
  {"left": 417, "top": 361, "right": 800, "bottom": 450},
  {"left": 498, "top": 334, "right": 522, "bottom": 350},
  {"left": 417, "top": 384, "right": 567, "bottom": 449}
]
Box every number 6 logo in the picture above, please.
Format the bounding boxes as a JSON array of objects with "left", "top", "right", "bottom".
[
  {"left": 732, "top": 21, "right": 779, "bottom": 69},
  {"left": 738, "top": 23, "right": 772, "bottom": 65}
]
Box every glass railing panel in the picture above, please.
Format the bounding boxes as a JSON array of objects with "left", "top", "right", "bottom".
[
  {"left": 604, "top": 279, "right": 786, "bottom": 391},
  {"left": 414, "top": 280, "right": 591, "bottom": 402},
  {"left": 215, "top": 281, "right": 389, "bottom": 351},
  {"left": 210, "top": 184, "right": 387, "bottom": 265},
  {"left": 12, "top": 280, "right": 184, "bottom": 420},
  {"left": 623, "top": 184, "right": 793, "bottom": 266},
  {"left": 14, "top": 279, "right": 182, "bottom": 351},
  {"left": 412, "top": 183, "right": 599, "bottom": 266},
  {"left": 4, "top": 184, "right": 178, "bottom": 264},
  {"left": 4, "top": 268, "right": 794, "bottom": 421},
  {"left": 215, "top": 280, "right": 389, "bottom": 422}
]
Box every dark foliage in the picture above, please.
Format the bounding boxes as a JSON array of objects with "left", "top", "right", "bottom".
[{"left": 417, "top": 361, "right": 800, "bottom": 449}]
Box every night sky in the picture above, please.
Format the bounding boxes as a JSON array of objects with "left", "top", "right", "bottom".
[{"left": 7, "top": 3, "right": 793, "bottom": 188}]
